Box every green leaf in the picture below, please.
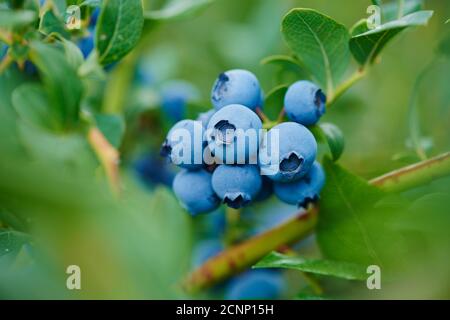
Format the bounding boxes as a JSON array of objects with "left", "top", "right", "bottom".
[
  {"left": 29, "top": 42, "right": 83, "bottom": 130},
  {"left": 18, "top": 121, "right": 94, "bottom": 166},
  {"left": 281, "top": 9, "right": 350, "bottom": 94},
  {"left": 39, "top": 9, "right": 69, "bottom": 38},
  {"left": 59, "top": 37, "right": 84, "bottom": 70},
  {"left": 311, "top": 123, "right": 345, "bottom": 161},
  {"left": 12, "top": 83, "right": 58, "bottom": 130},
  {"left": 438, "top": 29, "right": 450, "bottom": 58},
  {"left": 0, "top": 9, "right": 36, "bottom": 28},
  {"left": 81, "top": 0, "right": 101, "bottom": 7},
  {"left": 96, "top": 0, "right": 144, "bottom": 66},
  {"left": 0, "top": 66, "right": 27, "bottom": 155},
  {"left": 254, "top": 252, "right": 367, "bottom": 280},
  {"left": 407, "top": 70, "right": 428, "bottom": 160},
  {"left": 94, "top": 113, "right": 125, "bottom": 148},
  {"left": 350, "top": 10, "right": 433, "bottom": 66},
  {"left": 317, "top": 158, "right": 409, "bottom": 267},
  {"left": 0, "top": 209, "right": 26, "bottom": 232},
  {"left": 350, "top": 19, "right": 369, "bottom": 36},
  {"left": 144, "top": 0, "right": 214, "bottom": 21},
  {"left": 382, "top": 0, "right": 423, "bottom": 22},
  {"left": 396, "top": 193, "right": 450, "bottom": 240},
  {"left": 261, "top": 54, "right": 309, "bottom": 79},
  {"left": 0, "top": 229, "right": 29, "bottom": 257},
  {"left": 319, "top": 123, "right": 345, "bottom": 161},
  {"left": 261, "top": 54, "right": 301, "bottom": 69},
  {"left": 263, "top": 84, "right": 288, "bottom": 121},
  {"left": 8, "top": 42, "right": 29, "bottom": 60},
  {"left": 50, "top": 0, "right": 67, "bottom": 16}
]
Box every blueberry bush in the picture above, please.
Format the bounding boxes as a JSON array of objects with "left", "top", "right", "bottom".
[{"left": 0, "top": 0, "right": 449, "bottom": 300}]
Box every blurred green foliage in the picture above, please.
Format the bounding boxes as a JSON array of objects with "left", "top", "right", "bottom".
[{"left": 0, "top": 0, "right": 449, "bottom": 299}]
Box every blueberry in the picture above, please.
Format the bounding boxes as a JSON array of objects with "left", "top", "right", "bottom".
[
  {"left": 1, "top": 44, "right": 8, "bottom": 60},
  {"left": 211, "top": 69, "right": 262, "bottom": 111},
  {"left": 135, "top": 64, "right": 155, "bottom": 86},
  {"left": 206, "top": 104, "right": 262, "bottom": 164},
  {"left": 284, "top": 80, "right": 326, "bottom": 126},
  {"left": 259, "top": 122, "right": 317, "bottom": 182},
  {"left": 133, "top": 154, "right": 175, "bottom": 187},
  {"left": 254, "top": 176, "right": 273, "bottom": 202},
  {"left": 24, "top": 60, "right": 38, "bottom": 76},
  {"left": 274, "top": 162, "right": 325, "bottom": 207},
  {"left": 212, "top": 165, "right": 262, "bottom": 209},
  {"left": 250, "top": 202, "right": 298, "bottom": 235},
  {"left": 258, "top": 89, "right": 265, "bottom": 109},
  {"left": 202, "top": 208, "right": 226, "bottom": 236},
  {"left": 8, "top": 58, "right": 38, "bottom": 76},
  {"left": 160, "top": 81, "right": 200, "bottom": 122},
  {"left": 196, "top": 110, "right": 215, "bottom": 129},
  {"left": 78, "top": 29, "right": 94, "bottom": 58},
  {"left": 161, "top": 120, "right": 205, "bottom": 170},
  {"left": 192, "top": 239, "right": 224, "bottom": 268},
  {"left": 90, "top": 7, "right": 100, "bottom": 26},
  {"left": 135, "top": 55, "right": 159, "bottom": 86},
  {"left": 173, "top": 169, "right": 220, "bottom": 215},
  {"left": 225, "top": 270, "right": 285, "bottom": 300}
]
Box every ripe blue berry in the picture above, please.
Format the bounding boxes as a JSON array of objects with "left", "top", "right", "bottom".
[
  {"left": 90, "top": 7, "right": 100, "bottom": 26},
  {"left": 206, "top": 104, "right": 262, "bottom": 164},
  {"left": 274, "top": 161, "right": 325, "bottom": 207},
  {"left": 250, "top": 202, "right": 298, "bottom": 235},
  {"left": 24, "top": 60, "right": 38, "bottom": 76},
  {"left": 259, "top": 89, "right": 265, "bottom": 108},
  {"left": 161, "top": 120, "right": 205, "bottom": 170},
  {"left": 192, "top": 239, "right": 224, "bottom": 268},
  {"left": 284, "top": 80, "right": 326, "bottom": 126},
  {"left": 202, "top": 209, "right": 226, "bottom": 236},
  {"left": 225, "top": 270, "right": 285, "bottom": 300},
  {"left": 133, "top": 154, "right": 175, "bottom": 187},
  {"left": 212, "top": 165, "right": 262, "bottom": 209},
  {"left": 161, "top": 81, "right": 200, "bottom": 122},
  {"left": 211, "top": 69, "right": 262, "bottom": 111},
  {"left": 259, "top": 122, "right": 317, "bottom": 182},
  {"left": 254, "top": 176, "right": 273, "bottom": 202},
  {"left": 0, "top": 44, "right": 7, "bottom": 60},
  {"left": 173, "top": 169, "right": 220, "bottom": 215},
  {"left": 78, "top": 30, "right": 94, "bottom": 58}
]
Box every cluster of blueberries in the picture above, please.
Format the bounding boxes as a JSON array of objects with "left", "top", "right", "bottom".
[{"left": 161, "top": 69, "right": 327, "bottom": 215}]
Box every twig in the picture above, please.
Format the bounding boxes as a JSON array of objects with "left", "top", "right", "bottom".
[
  {"left": 224, "top": 207, "right": 242, "bottom": 245},
  {"left": 255, "top": 107, "right": 271, "bottom": 123},
  {"left": 87, "top": 127, "right": 121, "bottom": 196},
  {"left": 183, "top": 207, "right": 318, "bottom": 292},
  {"left": 276, "top": 108, "right": 286, "bottom": 123},
  {"left": 397, "top": 0, "right": 405, "bottom": 19},
  {"left": 0, "top": 29, "right": 12, "bottom": 44},
  {"left": 0, "top": 54, "right": 13, "bottom": 74},
  {"left": 327, "top": 69, "right": 366, "bottom": 108},
  {"left": 183, "top": 152, "right": 450, "bottom": 292},
  {"left": 301, "top": 272, "right": 324, "bottom": 296},
  {"left": 370, "top": 151, "right": 450, "bottom": 193}
]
